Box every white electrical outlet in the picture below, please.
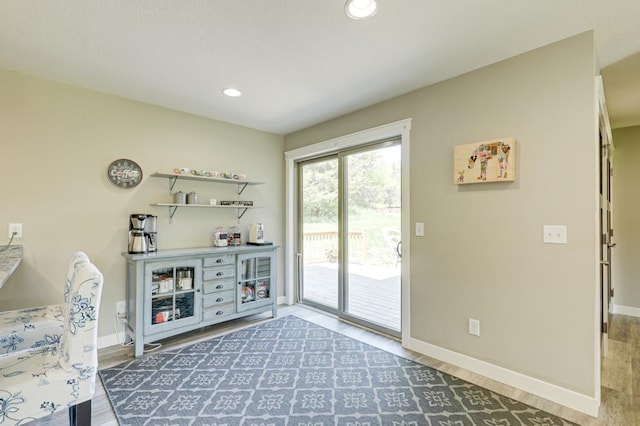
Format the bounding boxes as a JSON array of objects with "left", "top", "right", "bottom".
[
  {"left": 8, "top": 223, "right": 22, "bottom": 238},
  {"left": 543, "top": 225, "right": 567, "bottom": 244},
  {"left": 116, "top": 300, "right": 127, "bottom": 319},
  {"left": 469, "top": 318, "right": 480, "bottom": 336}
]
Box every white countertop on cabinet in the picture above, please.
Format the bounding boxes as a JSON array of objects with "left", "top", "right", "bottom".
[
  {"left": 0, "top": 246, "right": 23, "bottom": 289},
  {"left": 122, "top": 244, "right": 278, "bottom": 261}
]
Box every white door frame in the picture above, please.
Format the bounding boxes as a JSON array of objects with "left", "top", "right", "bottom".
[{"left": 284, "top": 118, "right": 412, "bottom": 342}]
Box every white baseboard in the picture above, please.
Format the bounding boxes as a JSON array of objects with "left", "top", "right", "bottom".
[
  {"left": 612, "top": 304, "right": 640, "bottom": 317},
  {"left": 278, "top": 296, "right": 289, "bottom": 305},
  {"left": 405, "top": 337, "right": 599, "bottom": 417},
  {"left": 98, "top": 333, "right": 121, "bottom": 349}
]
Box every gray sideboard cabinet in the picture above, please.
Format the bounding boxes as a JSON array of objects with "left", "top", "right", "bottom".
[{"left": 123, "top": 245, "right": 277, "bottom": 357}]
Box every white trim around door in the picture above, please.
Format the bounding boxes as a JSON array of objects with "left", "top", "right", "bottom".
[{"left": 284, "top": 119, "right": 412, "bottom": 344}]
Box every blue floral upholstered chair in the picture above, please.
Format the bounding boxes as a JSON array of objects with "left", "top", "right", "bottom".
[
  {"left": 0, "top": 252, "right": 89, "bottom": 356},
  {"left": 0, "top": 255, "right": 103, "bottom": 425}
]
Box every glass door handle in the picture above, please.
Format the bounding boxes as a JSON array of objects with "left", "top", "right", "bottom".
[{"left": 296, "top": 253, "right": 303, "bottom": 303}]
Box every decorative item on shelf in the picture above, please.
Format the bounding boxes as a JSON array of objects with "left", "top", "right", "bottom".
[
  {"left": 219, "top": 200, "right": 254, "bottom": 206},
  {"left": 242, "top": 286, "right": 255, "bottom": 302},
  {"left": 169, "top": 168, "right": 246, "bottom": 180},
  {"left": 453, "top": 137, "right": 516, "bottom": 184},
  {"left": 108, "top": 158, "right": 143, "bottom": 188},
  {"left": 173, "top": 191, "right": 186, "bottom": 204},
  {"left": 228, "top": 225, "right": 241, "bottom": 246},
  {"left": 186, "top": 191, "right": 199, "bottom": 204},
  {"left": 213, "top": 227, "right": 228, "bottom": 247},
  {"left": 158, "top": 277, "right": 173, "bottom": 294},
  {"left": 256, "top": 281, "right": 269, "bottom": 299},
  {"left": 176, "top": 269, "right": 193, "bottom": 290}
]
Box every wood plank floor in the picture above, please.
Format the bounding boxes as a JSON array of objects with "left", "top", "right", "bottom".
[
  {"left": 29, "top": 307, "right": 640, "bottom": 425},
  {"left": 303, "top": 263, "right": 401, "bottom": 331}
]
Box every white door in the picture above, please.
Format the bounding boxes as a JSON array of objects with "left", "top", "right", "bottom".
[{"left": 598, "top": 77, "right": 615, "bottom": 357}]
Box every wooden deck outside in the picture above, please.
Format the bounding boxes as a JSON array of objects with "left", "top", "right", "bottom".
[{"left": 302, "top": 262, "right": 401, "bottom": 331}]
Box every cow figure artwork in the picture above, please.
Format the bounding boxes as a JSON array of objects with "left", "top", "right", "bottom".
[{"left": 467, "top": 141, "right": 511, "bottom": 181}]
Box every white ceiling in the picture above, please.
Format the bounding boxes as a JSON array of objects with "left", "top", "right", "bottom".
[
  {"left": 1, "top": 0, "right": 640, "bottom": 135},
  {"left": 602, "top": 51, "right": 640, "bottom": 129}
]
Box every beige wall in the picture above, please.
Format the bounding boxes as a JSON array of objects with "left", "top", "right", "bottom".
[
  {"left": 286, "top": 32, "right": 598, "bottom": 396},
  {"left": 0, "top": 68, "right": 285, "bottom": 340},
  {"left": 612, "top": 125, "right": 640, "bottom": 309}
]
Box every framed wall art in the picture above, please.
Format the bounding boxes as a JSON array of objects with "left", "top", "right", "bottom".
[{"left": 454, "top": 137, "right": 515, "bottom": 184}]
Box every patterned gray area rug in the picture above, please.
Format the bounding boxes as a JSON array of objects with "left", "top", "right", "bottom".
[{"left": 99, "top": 315, "right": 578, "bottom": 425}]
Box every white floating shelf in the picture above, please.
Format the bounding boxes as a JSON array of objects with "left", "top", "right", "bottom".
[
  {"left": 151, "top": 172, "right": 263, "bottom": 193},
  {"left": 151, "top": 203, "right": 260, "bottom": 221}
]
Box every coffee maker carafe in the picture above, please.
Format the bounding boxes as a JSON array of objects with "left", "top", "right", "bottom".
[{"left": 128, "top": 214, "right": 149, "bottom": 254}]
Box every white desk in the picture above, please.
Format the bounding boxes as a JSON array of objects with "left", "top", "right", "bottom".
[{"left": 0, "top": 246, "right": 22, "bottom": 288}]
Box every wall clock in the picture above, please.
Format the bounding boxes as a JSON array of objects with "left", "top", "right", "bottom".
[{"left": 107, "top": 158, "right": 143, "bottom": 188}]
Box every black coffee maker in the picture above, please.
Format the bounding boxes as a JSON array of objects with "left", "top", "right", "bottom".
[{"left": 128, "top": 214, "right": 149, "bottom": 254}]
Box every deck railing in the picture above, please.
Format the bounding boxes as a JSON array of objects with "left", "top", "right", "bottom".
[{"left": 303, "top": 231, "right": 367, "bottom": 264}]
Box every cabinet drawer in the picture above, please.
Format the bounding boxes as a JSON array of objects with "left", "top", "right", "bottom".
[
  {"left": 203, "top": 255, "right": 235, "bottom": 267},
  {"left": 203, "top": 303, "right": 235, "bottom": 321},
  {"left": 203, "top": 278, "right": 235, "bottom": 294},
  {"left": 203, "top": 290, "right": 235, "bottom": 308},
  {"left": 203, "top": 265, "right": 235, "bottom": 281}
]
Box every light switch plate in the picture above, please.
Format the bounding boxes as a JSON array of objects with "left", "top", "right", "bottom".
[
  {"left": 543, "top": 225, "right": 567, "bottom": 244},
  {"left": 469, "top": 318, "right": 480, "bottom": 336},
  {"left": 415, "top": 222, "right": 424, "bottom": 237}
]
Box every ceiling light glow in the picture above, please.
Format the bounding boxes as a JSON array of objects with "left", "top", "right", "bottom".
[
  {"left": 222, "top": 88, "right": 242, "bottom": 97},
  {"left": 345, "top": 0, "right": 378, "bottom": 19}
]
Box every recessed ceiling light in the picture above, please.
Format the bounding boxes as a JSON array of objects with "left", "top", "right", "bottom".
[
  {"left": 222, "top": 88, "right": 242, "bottom": 97},
  {"left": 345, "top": 0, "right": 378, "bottom": 19}
]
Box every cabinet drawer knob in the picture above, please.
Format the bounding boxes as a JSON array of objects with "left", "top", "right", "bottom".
[
  {"left": 216, "top": 310, "right": 224, "bottom": 315},
  {"left": 216, "top": 272, "right": 224, "bottom": 277},
  {"left": 216, "top": 259, "right": 223, "bottom": 263},
  {"left": 216, "top": 297, "right": 224, "bottom": 302},
  {"left": 216, "top": 284, "right": 223, "bottom": 289}
]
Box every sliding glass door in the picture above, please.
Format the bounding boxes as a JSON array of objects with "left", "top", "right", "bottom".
[
  {"left": 298, "top": 140, "right": 401, "bottom": 335},
  {"left": 299, "top": 156, "right": 339, "bottom": 309},
  {"left": 343, "top": 143, "right": 401, "bottom": 332}
]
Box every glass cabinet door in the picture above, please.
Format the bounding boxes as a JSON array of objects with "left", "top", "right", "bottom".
[
  {"left": 144, "top": 259, "right": 201, "bottom": 334},
  {"left": 237, "top": 252, "right": 274, "bottom": 312}
]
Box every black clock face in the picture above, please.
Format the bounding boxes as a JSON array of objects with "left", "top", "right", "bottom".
[{"left": 107, "top": 159, "right": 143, "bottom": 188}]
